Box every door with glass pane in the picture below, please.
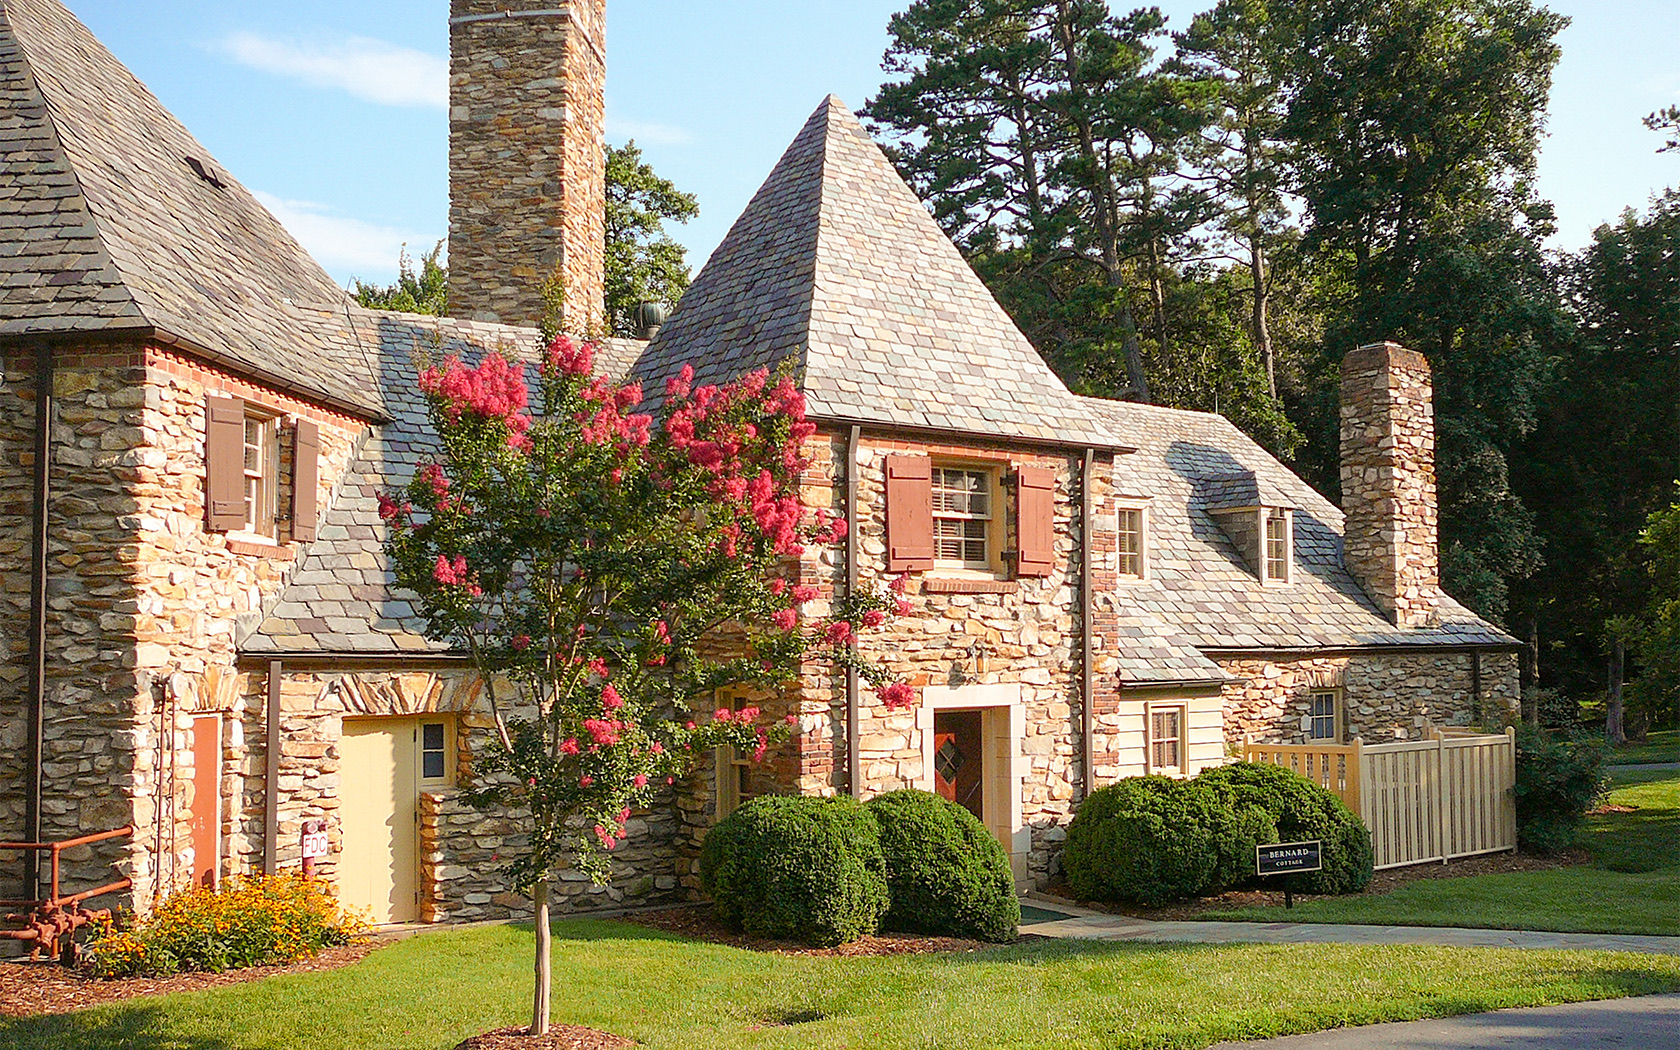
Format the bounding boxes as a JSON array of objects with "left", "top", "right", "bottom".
[{"left": 338, "top": 716, "right": 452, "bottom": 923}]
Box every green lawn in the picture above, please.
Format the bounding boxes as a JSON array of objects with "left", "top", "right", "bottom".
[
  {"left": 1206, "top": 771, "right": 1680, "bottom": 935},
  {"left": 6, "top": 921, "right": 1680, "bottom": 1050},
  {"left": 1609, "top": 728, "right": 1679, "bottom": 766}
]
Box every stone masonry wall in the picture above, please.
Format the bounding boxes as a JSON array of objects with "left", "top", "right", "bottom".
[
  {"left": 448, "top": 0, "right": 606, "bottom": 333},
  {"left": 0, "top": 339, "right": 368, "bottom": 916},
  {"left": 1219, "top": 649, "right": 1520, "bottom": 746},
  {"left": 774, "top": 431, "right": 1121, "bottom": 887},
  {"left": 1339, "top": 342, "right": 1439, "bottom": 628}
]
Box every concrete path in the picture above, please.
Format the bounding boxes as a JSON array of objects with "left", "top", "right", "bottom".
[
  {"left": 1211, "top": 993, "right": 1680, "bottom": 1049},
  {"left": 1019, "top": 901, "right": 1680, "bottom": 956},
  {"left": 1610, "top": 762, "right": 1680, "bottom": 772}
]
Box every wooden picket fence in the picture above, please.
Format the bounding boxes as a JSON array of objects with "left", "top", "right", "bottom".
[{"left": 1243, "top": 726, "right": 1517, "bottom": 870}]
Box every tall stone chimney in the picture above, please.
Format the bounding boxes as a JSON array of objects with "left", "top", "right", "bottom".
[
  {"left": 1339, "top": 341, "right": 1439, "bottom": 627},
  {"left": 448, "top": 0, "right": 605, "bottom": 333}
]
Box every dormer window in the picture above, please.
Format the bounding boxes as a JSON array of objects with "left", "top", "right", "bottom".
[
  {"left": 1264, "top": 509, "right": 1291, "bottom": 583},
  {"left": 1117, "top": 505, "right": 1147, "bottom": 580}
]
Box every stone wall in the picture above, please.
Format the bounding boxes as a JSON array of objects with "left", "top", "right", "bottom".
[
  {"left": 448, "top": 0, "right": 606, "bottom": 333},
  {"left": 1339, "top": 342, "right": 1439, "bottom": 627},
  {"left": 1218, "top": 649, "right": 1520, "bottom": 746},
  {"left": 0, "top": 339, "right": 369, "bottom": 913}
]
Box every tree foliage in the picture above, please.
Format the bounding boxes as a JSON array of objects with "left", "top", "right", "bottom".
[
  {"left": 351, "top": 241, "right": 448, "bottom": 315},
  {"left": 605, "top": 140, "right": 699, "bottom": 336}
]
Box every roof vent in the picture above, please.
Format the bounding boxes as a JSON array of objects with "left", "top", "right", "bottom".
[
  {"left": 184, "top": 156, "right": 226, "bottom": 190},
  {"left": 634, "top": 301, "right": 670, "bottom": 341}
]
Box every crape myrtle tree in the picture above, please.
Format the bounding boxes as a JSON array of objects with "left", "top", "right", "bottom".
[{"left": 382, "top": 338, "right": 911, "bottom": 1035}]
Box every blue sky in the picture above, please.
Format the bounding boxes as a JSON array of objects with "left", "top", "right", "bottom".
[{"left": 66, "top": 0, "right": 1680, "bottom": 287}]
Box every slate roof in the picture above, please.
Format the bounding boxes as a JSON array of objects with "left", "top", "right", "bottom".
[
  {"left": 0, "top": 0, "right": 383, "bottom": 417},
  {"left": 1083, "top": 396, "right": 1520, "bottom": 654},
  {"left": 630, "top": 96, "right": 1119, "bottom": 449}
]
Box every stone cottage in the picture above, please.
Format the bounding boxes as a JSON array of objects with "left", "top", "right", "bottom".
[{"left": 0, "top": 0, "right": 1518, "bottom": 928}]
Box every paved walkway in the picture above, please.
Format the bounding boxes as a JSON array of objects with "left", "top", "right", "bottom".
[
  {"left": 1211, "top": 993, "right": 1680, "bottom": 1049},
  {"left": 1611, "top": 761, "right": 1680, "bottom": 772},
  {"left": 1019, "top": 901, "right": 1680, "bottom": 955}
]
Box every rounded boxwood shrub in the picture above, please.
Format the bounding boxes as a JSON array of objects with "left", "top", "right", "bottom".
[
  {"left": 1062, "top": 776, "right": 1268, "bottom": 904},
  {"left": 699, "top": 794, "right": 889, "bottom": 946},
  {"left": 865, "top": 789, "right": 1019, "bottom": 943},
  {"left": 1196, "top": 761, "right": 1374, "bottom": 895}
]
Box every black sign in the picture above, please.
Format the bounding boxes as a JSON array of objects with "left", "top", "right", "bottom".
[{"left": 1256, "top": 840, "right": 1322, "bottom": 876}]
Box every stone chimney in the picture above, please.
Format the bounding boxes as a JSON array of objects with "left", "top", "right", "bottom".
[
  {"left": 448, "top": 0, "right": 605, "bottom": 333},
  {"left": 1339, "top": 341, "right": 1439, "bottom": 627}
]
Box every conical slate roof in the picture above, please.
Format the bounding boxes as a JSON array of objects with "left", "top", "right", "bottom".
[
  {"left": 632, "top": 96, "right": 1119, "bottom": 448},
  {"left": 0, "top": 0, "right": 382, "bottom": 416}
]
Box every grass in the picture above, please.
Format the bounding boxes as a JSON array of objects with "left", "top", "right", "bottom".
[
  {"left": 4, "top": 921, "right": 1680, "bottom": 1050},
  {"left": 1205, "top": 771, "right": 1680, "bottom": 936},
  {"left": 1609, "top": 728, "right": 1679, "bottom": 766}
]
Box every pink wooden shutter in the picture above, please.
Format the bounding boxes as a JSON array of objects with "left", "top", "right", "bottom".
[
  {"left": 1015, "top": 465, "right": 1056, "bottom": 577},
  {"left": 291, "top": 418, "right": 320, "bottom": 542},
  {"left": 885, "top": 455, "right": 934, "bottom": 573},
  {"left": 204, "top": 395, "right": 246, "bottom": 531}
]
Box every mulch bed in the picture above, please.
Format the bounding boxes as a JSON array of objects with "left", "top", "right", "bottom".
[
  {"left": 453, "top": 1025, "right": 633, "bottom": 1050},
  {"left": 626, "top": 905, "right": 1036, "bottom": 956},
  {"left": 1042, "top": 849, "right": 1586, "bottom": 920},
  {"left": 0, "top": 941, "right": 379, "bottom": 1018}
]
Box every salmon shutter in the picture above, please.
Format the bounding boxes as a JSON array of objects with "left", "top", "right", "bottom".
[
  {"left": 291, "top": 418, "right": 320, "bottom": 542},
  {"left": 885, "top": 455, "right": 934, "bottom": 572},
  {"left": 1015, "top": 465, "right": 1056, "bottom": 577},
  {"left": 204, "top": 394, "right": 246, "bottom": 531}
]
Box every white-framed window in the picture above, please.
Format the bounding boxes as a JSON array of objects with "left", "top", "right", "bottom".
[
  {"left": 1147, "top": 703, "right": 1187, "bottom": 774},
  {"left": 1307, "top": 690, "right": 1340, "bottom": 742},
  {"left": 932, "top": 466, "right": 995, "bottom": 570},
  {"left": 1264, "top": 509, "right": 1290, "bottom": 583},
  {"left": 240, "top": 411, "right": 279, "bottom": 538},
  {"left": 1117, "top": 505, "right": 1146, "bottom": 579}
]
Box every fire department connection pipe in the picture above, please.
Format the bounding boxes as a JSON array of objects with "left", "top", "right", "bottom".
[
  {"left": 845, "top": 425, "right": 862, "bottom": 798},
  {"left": 24, "top": 341, "right": 53, "bottom": 901}
]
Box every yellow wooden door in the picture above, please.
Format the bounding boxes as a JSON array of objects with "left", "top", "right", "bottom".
[{"left": 338, "top": 718, "right": 419, "bottom": 924}]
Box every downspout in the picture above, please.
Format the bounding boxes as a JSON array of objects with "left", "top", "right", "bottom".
[
  {"left": 24, "top": 342, "right": 53, "bottom": 900},
  {"left": 1080, "top": 449, "right": 1096, "bottom": 802},
  {"left": 845, "top": 426, "right": 862, "bottom": 799},
  {"left": 263, "top": 660, "right": 282, "bottom": 875}
]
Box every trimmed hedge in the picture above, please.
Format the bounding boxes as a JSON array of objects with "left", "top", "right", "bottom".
[
  {"left": 1197, "top": 762, "right": 1373, "bottom": 895},
  {"left": 1063, "top": 776, "right": 1271, "bottom": 904},
  {"left": 866, "top": 789, "right": 1019, "bottom": 942},
  {"left": 699, "top": 794, "right": 889, "bottom": 947},
  {"left": 1064, "top": 764, "right": 1373, "bottom": 904}
]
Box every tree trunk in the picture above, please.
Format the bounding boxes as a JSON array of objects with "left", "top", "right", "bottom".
[
  {"left": 1606, "top": 639, "right": 1626, "bottom": 746},
  {"left": 530, "top": 878, "right": 551, "bottom": 1036},
  {"left": 1524, "top": 617, "right": 1540, "bottom": 726},
  {"left": 1249, "top": 235, "right": 1274, "bottom": 397}
]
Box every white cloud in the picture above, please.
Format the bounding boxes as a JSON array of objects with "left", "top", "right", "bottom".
[
  {"left": 606, "top": 117, "right": 694, "bottom": 146},
  {"left": 253, "top": 190, "right": 438, "bottom": 281},
  {"left": 220, "top": 32, "right": 446, "bottom": 109}
]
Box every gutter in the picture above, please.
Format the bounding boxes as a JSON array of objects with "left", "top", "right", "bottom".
[
  {"left": 845, "top": 425, "right": 862, "bottom": 799},
  {"left": 23, "top": 342, "right": 52, "bottom": 899},
  {"left": 1080, "top": 448, "right": 1095, "bottom": 802}
]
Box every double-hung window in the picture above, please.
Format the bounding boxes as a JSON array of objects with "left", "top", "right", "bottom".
[
  {"left": 1308, "top": 690, "right": 1340, "bottom": 742},
  {"left": 241, "top": 414, "right": 278, "bottom": 538},
  {"left": 1264, "top": 509, "right": 1290, "bottom": 582},
  {"left": 1147, "top": 704, "right": 1187, "bottom": 774},
  {"left": 931, "top": 467, "right": 993, "bottom": 569},
  {"left": 1117, "top": 506, "right": 1146, "bottom": 579}
]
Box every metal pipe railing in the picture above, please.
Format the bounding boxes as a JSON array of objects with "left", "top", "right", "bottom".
[{"left": 0, "top": 825, "right": 134, "bottom": 961}]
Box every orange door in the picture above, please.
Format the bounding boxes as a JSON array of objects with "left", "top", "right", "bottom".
[
  {"left": 933, "top": 709, "right": 984, "bottom": 822},
  {"left": 189, "top": 715, "right": 220, "bottom": 887}
]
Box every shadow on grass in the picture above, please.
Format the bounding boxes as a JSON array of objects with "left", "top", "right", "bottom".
[
  {"left": 1586, "top": 799, "right": 1680, "bottom": 873},
  {"left": 0, "top": 1005, "right": 243, "bottom": 1050}
]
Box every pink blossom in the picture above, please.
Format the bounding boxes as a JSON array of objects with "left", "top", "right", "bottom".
[
  {"left": 889, "top": 574, "right": 910, "bottom": 594},
  {"left": 824, "top": 621, "right": 853, "bottom": 645},
  {"left": 785, "top": 713, "right": 798, "bottom": 725},
  {"left": 738, "top": 706, "right": 760, "bottom": 722},
  {"left": 594, "top": 824, "right": 617, "bottom": 850},
  {"left": 895, "top": 600, "right": 913, "bottom": 618},
  {"left": 377, "top": 494, "right": 399, "bottom": 521},
  {"left": 511, "top": 634, "right": 532, "bottom": 651},
  {"left": 589, "top": 657, "right": 611, "bottom": 678},
  {"left": 714, "top": 708, "right": 733, "bottom": 723},
  {"left": 560, "top": 738, "right": 580, "bottom": 756},
  {"left": 579, "top": 775, "right": 594, "bottom": 787},
  {"left": 584, "top": 718, "right": 622, "bottom": 745},
  {"left": 633, "top": 774, "right": 648, "bottom": 788},
  {"left": 618, "top": 807, "right": 632, "bottom": 823},
  {"left": 769, "top": 578, "right": 787, "bottom": 596},
  {"left": 543, "top": 335, "right": 594, "bottom": 378},
  {"left": 772, "top": 608, "right": 798, "bottom": 631},
  {"left": 792, "top": 585, "right": 819, "bottom": 604},
  {"left": 860, "top": 609, "right": 885, "bottom": 629},
  {"left": 649, "top": 742, "right": 664, "bottom": 755},
  {"left": 876, "top": 681, "right": 917, "bottom": 711},
  {"left": 601, "top": 684, "right": 623, "bottom": 710}
]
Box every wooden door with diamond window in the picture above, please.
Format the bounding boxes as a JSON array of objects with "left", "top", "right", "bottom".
[{"left": 933, "top": 709, "right": 984, "bottom": 821}]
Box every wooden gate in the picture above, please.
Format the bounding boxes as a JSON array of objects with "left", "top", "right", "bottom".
[{"left": 1244, "top": 727, "right": 1516, "bottom": 870}]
